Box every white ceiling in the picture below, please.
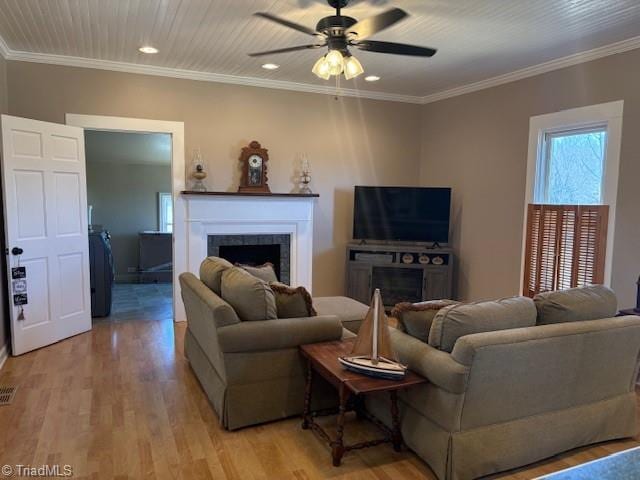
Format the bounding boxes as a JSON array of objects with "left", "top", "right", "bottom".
[
  {"left": 0, "top": 0, "right": 639, "bottom": 102},
  {"left": 85, "top": 130, "right": 171, "bottom": 166}
]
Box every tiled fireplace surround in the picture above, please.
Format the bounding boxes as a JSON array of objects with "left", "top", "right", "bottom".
[
  {"left": 184, "top": 193, "right": 316, "bottom": 292},
  {"left": 207, "top": 234, "right": 291, "bottom": 284}
]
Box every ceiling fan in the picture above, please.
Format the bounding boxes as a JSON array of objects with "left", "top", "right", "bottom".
[{"left": 248, "top": 0, "right": 437, "bottom": 80}]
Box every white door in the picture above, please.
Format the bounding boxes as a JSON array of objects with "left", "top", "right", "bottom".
[{"left": 1, "top": 115, "right": 91, "bottom": 355}]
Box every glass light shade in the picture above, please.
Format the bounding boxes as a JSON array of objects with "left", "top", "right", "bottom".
[
  {"left": 343, "top": 55, "right": 364, "bottom": 80},
  {"left": 312, "top": 56, "right": 331, "bottom": 80},
  {"left": 325, "top": 49, "right": 344, "bottom": 75}
]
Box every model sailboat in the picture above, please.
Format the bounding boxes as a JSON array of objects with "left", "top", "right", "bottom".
[{"left": 339, "top": 289, "right": 407, "bottom": 380}]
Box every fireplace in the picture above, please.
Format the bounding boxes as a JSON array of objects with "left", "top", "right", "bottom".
[
  {"left": 183, "top": 192, "right": 316, "bottom": 306},
  {"left": 208, "top": 234, "right": 291, "bottom": 284}
]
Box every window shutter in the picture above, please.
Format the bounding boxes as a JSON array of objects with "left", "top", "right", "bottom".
[
  {"left": 523, "top": 204, "right": 608, "bottom": 297},
  {"left": 575, "top": 206, "right": 609, "bottom": 286},
  {"left": 557, "top": 207, "right": 577, "bottom": 291},
  {"left": 523, "top": 204, "right": 541, "bottom": 298}
]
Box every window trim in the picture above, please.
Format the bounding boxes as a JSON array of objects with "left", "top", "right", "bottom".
[
  {"left": 521, "top": 101, "right": 623, "bottom": 292},
  {"left": 158, "top": 192, "right": 173, "bottom": 233}
]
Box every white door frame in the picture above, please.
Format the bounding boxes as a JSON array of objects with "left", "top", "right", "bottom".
[{"left": 66, "top": 114, "right": 186, "bottom": 322}]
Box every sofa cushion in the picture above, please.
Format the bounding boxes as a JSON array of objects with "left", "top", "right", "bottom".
[
  {"left": 220, "top": 267, "right": 277, "bottom": 321},
  {"left": 238, "top": 262, "right": 278, "bottom": 283},
  {"left": 200, "top": 256, "right": 233, "bottom": 294},
  {"left": 269, "top": 282, "right": 317, "bottom": 318},
  {"left": 313, "top": 296, "right": 369, "bottom": 333},
  {"left": 392, "top": 300, "right": 459, "bottom": 343},
  {"left": 534, "top": 285, "right": 617, "bottom": 325},
  {"left": 428, "top": 296, "right": 537, "bottom": 352}
]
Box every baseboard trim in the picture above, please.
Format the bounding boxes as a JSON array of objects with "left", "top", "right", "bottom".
[{"left": 0, "top": 342, "right": 8, "bottom": 371}]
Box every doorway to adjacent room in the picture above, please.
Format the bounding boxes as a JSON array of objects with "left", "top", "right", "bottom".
[
  {"left": 66, "top": 114, "right": 186, "bottom": 323},
  {"left": 84, "top": 130, "right": 173, "bottom": 323}
]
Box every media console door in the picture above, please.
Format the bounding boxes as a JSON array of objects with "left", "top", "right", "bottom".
[{"left": 347, "top": 263, "right": 372, "bottom": 304}]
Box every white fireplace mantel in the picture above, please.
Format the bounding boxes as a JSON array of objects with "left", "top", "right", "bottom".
[{"left": 182, "top": 191, "right": 318, "bottom": 298}]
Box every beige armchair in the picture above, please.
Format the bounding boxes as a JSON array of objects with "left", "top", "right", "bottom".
[{"left": 180, "top": 272, "right": 345, "bottom": 430}]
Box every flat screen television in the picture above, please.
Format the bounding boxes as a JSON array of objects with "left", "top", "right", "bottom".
[{"left": 353, "top": 186, "right": 451, "bottom": 243}]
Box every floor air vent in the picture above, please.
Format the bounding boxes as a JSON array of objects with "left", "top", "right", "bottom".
[{"left": 0, "top": 386, "right": 17, "bottom": 405}]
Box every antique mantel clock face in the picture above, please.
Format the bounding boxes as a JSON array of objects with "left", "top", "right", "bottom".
[
  {"left": 248, "top": 154, "right": 263, "bottom": 186},
  {"left": 238, "top": 141, "right": 270, "bottom": 193}
]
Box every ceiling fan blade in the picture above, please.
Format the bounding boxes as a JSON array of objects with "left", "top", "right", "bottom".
[
  {"left": 248, "top": 44, "right": 325, "bottom": 57},
  {"left": 355, "top": 40, "right": 437, "bottom": 57},
  {"left": 345, "top": 8, "right": 408, "bottom": 40},
  {"left": 254, "top": 12, "right": 320, "bottom": 36}
]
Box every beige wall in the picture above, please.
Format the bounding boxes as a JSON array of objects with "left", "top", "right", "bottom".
[
  {"left": 0, "top": 53, "right": 8, "bottom": 352},
  {"left": 7, "top": 61, "right": 423, "bottom": 296},
  {"left": 420, "top": 47, "right": 640, "bottom": 307},
  {"left": 9, "top": 47, "right": 637, "bottom": 309},
  {"left": 87, "top": 161, "right": 171, "bottom": 282}
]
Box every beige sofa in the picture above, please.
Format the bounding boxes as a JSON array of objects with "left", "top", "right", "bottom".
[
  {"left": 369, "top": 286, "right": 640, "bottom": 480},
  {"left": 180, "top": 263, "right": 367, "bottom": 430}
]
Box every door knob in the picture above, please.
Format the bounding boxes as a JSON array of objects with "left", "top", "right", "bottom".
[{"left": 11, "top": 247, "right": 23, "bottom": 255}]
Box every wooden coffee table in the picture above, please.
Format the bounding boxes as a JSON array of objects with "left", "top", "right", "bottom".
[{"left": 299, "top": 338, "right": 426, "bottom": 466}]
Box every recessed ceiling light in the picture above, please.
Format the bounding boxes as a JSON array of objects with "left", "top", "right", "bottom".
[
  {"left": 261, "top": 63, "right": 280, "bottom": 70},
  {"left": 364, "top": 75, "right": 380, "bottom": 82},
  {"left": 139, "top": 46, "right": 158, "bottom": 54}
]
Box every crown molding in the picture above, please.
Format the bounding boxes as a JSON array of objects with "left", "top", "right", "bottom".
[
  {"left": 2, "top": 46, "right": 423, "bottom": 104},
  {"left": 420, "top": 35, "right": 640, "bottom": 104},
  {"left": 1, "top": 29, "right": 639, "bottom": 106}
]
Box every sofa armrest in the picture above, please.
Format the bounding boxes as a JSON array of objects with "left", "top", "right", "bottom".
[
  {"left": 217, "top": 315, "right": 343, "bottom": 353},
  {"left": 180, "top": 272, "right": 240, "bottom": 328},
  {"left": 390, "top": 329, "right": 470, "bottom": 394}
]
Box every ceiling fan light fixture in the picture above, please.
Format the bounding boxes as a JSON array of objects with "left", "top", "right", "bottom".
[
  {"left": 312, "top": 55, "right": 331, "bottom": 80},
  {"left": 325, "top": 49, "right": 345, "bottom": 75},
  {"left": 343, "top": 55, "right": 364, "bottom": 80}
]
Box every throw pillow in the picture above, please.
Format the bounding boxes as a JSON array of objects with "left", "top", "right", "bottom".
[
  {"left": 238, "top": 262, "right": 278, "bottom": 283},
  {"left": 391, "top": 299, "right": 459, "bottom": 342},
  {"left": 220, "top": 267, "right": 277, "bottom": 321},
  {"left": 199, "top": 256, "right": 233, "bottom": 295},
  {"left": 534, "top": 285, "right": 617, "bottom": 325},
  {"left": 429, "top": 296, "right": 537, "bottom": 352},
  {"left": 269, "top": 282, "right": 317, "bottom": 318}
]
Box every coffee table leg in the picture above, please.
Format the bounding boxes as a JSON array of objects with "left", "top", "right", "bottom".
[
  {"left": 332, "top": 383, "right": 348, "bottom": 466},
  {"left": 390, "top": 390, "right": 402, "bottom": 452},
  {"left": 354, "top": 395, "right": 365, "bottom": 420},
  {"left": 302, "top": 360, "right": 313, "bottom": 430}
]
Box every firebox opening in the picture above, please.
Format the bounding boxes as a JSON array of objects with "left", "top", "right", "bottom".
[{"left": 219, "top": 244, "right": 282, "bottom": 280}]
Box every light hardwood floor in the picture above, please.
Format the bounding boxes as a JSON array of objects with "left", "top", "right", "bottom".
[{"left": 0, "top": 310, "right": 637, "bottom": 479}]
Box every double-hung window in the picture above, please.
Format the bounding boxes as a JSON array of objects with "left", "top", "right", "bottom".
[{"left": 522, "top": 102, "right": 623, "bottom": 296}]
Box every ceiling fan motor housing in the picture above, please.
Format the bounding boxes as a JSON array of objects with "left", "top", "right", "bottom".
[{"left": 316, "top": 15, "right": 357, "bottom": 37}]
